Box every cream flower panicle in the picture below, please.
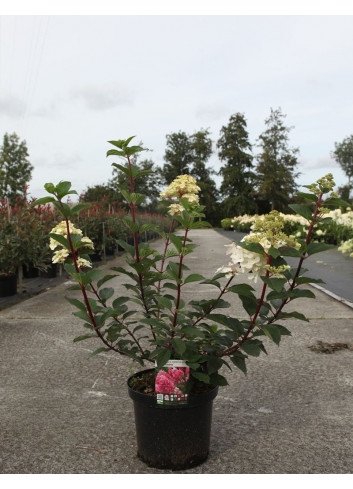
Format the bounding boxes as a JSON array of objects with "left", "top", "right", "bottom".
[
  {"left": 52, "top": 248, "right": 69, "bottom": 264},
  {"left": 222, "top": 241, "right": 267, "bottom": 283},
  {"left": 218, "top": 211, "right": 301, "bottom": 282},
  {"left": 49, "top": 220, "right": 93, "bottom": 268},
  {"left": 50, "top": 220, "right": 83, "bottom": 250},
  {"left": 160, "top": 174, "right": 201, "bottom": 199},
  {"left": 168, "top": 203, "right": 185, "bottom": 216},
  {"left": 160, "top": 175, "right": 201, "bottom": 216}
]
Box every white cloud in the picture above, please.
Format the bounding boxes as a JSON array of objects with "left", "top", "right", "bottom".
[
  {"left": 0, "top": 95, "right": 25, "bottom": 117},
  {"left": 300, "top": 155, "right": 339, "bottom": 171},
  {"left": 195, "top": 102, "right": 229, "bottom": 122},
  {"left": 70, "top": 83, "right": 134, "bottom": 111}
]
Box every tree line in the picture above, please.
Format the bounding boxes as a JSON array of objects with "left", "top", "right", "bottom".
[{"left": 1, "top": 108, "right": 353, "bottom": 226}]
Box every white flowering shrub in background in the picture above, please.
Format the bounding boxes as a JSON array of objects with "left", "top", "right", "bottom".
[{"left": 230, "top": 206, "right": 353, "bottom": 258}]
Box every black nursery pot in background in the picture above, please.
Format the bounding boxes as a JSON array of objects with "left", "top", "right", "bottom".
[
  {"left": 39, "top": 263, "right": 58, "bottom": 279},
  {"left": 127, "top": 369, "right": 218, "bottom": 471},
  {"left": 22, "top": 264, "right": 39, "bottom": 279},
  {"left": 0, "top": 274, "right": 17, "bottom": 297}
]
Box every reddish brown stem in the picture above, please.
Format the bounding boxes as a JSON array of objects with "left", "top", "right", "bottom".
[
  {"left": 60, "top": 209, "right": 122, "bottom": 354},
  {"left": 171, "top": 222, "right": 190, "bottom": 333},
  {"left": 192, "top": 275, "right": 235, "bottom": 327},
  {"left": 269, "top": 191, "right": 324, "bottom": 322},
  {"left": 126, "top": 155, "right": 151, "bottom": 320}
]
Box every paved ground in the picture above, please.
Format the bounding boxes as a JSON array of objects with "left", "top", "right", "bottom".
[{"left": 1, "top": 229, "right": 353, "bottom": 474}]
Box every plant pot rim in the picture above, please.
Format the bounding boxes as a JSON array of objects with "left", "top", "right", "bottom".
[{"left": 127, "top": 368, "right": 218, "bottom": 409}]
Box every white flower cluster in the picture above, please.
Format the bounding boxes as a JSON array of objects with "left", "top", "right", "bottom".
[
  {"left": 160, "top": 175, "right": 201, "bottom": 216},
  {"left": 338, "top": 238, "right": 353, "bottom": 257},
  {"left": 50, "top": 221, "right": 94, "bottom": 268},
  {"left": 217, "top": 238, "right": 269, "bottom": 283},
  {"left": 218, "top": 212, "right": 299, "bottom": 282}
]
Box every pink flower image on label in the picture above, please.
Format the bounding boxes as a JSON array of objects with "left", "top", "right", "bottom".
[{"left": 155, "top": 365, "right": 190, "bottom": 399}]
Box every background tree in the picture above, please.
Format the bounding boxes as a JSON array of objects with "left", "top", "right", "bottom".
[
  {"left": 189, "top": 129, "right": 219, "bottom": 225},
  {"left": 80, "top": 184, "right": 120, "bottom": 207},
  {"left": 217, "top": 113, "right": 257, "bottom": 217},
  {"left": 161, "top": 131, "right": 194, "bottom": 184},
  {"left": 332, "top": 135, "right": 353, "bottom": 198},
  {"left": 255, "top": 108, "right": 300, "bottom": 212},
  {"left": 0, "top": 132, "right": 33, "bottom": 203}
]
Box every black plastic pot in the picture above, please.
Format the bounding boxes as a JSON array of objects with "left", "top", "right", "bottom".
[
  {"left": 39, "top": 263, "right": 58, "bottom": 279},
  {"left": 0, "top": 274, "right": 17, "bottom": 297},
  {"left": 90, "top": 252, "right": 102, "bottom": 262},
  {"left": 23, "top": 264, "right": 39, "bottom": 278},
  {"left": 127, "top": 368, "right": 218, "bottom": 470}
]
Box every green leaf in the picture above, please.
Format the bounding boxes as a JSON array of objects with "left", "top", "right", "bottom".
[
  {"left": 306, "top": 242, "right": 334, "bottom": 255},
  {"left": 191, "top": 371, "right": 210, "bottom": 383},
  {"left": 266, "top": 290, "right": 291, "bottom": 301},
  {"left": 91, "top": 347, "right": 109, "bottom": 356},
  {"left": 166, "top": 261, "right": 180, "bottom": 280},
  {"left": 209, "top": 373, "right": 228, "bottom": 386},
  {"left": 226, "top": 283, "right": 255, "bottom": 296},
  {"left": 239, "top": 295, "right": 258, "bottom": 316},
  {"left": 169, "top": 233, "right": 183, "bottom": 253},
  {"left": 295, "top": 276, "right": 325, "bottom": 285},
  {"left": 268, "top": 247, "right": 281, "bottom": 258},
  {"left": 155, "top": 295, "right": 173, "bottom": 310},
  {"left": 130, "top": 193, "right": 146, "bottom": 205},
  {"left": 207, "top": 314, "right": 244, "bottom": 335},
  {"left": 291, "top": 288, "right": 315, "bottom": 299},
  {"left": 99, "top": 287, "right": 114, "bottom": 302},
  {"left": 288, "top": 204, "right": 313, "bottom": 221},
  {"left": 261, "top": 276, "right": 286, "bottom": 292},
  {"left": 163, "top": 282, "right": 178, "bottom": 290},
  {"left": 73, "top": 334, "right": 96, "bottom": 343},
  {"left": 111, "top": 163, "right": 131, "bottom": 176},
  {"left": 52, "top": 201, "right": 72, "bottom": 218},
  {"left": 70, "top": 203, "right": 91, "bottom": 215},
  {"left": 172, "top": 338, "right": 186, "bottom": 355},
  {"left": 279, "top": 246, "right": 303, "bottom": 257},
  {"left": 65, "top": 296, "right": 87, "bottom": 312},
  {"left": 97, "top": 274, "right": 118, "bottom": 288},
  {"left": 230, "top": 352, "right": 247, "bottom": 374},
  {"left": 112, "top": 296, "right": 130, "bottom": 309},
  {"left": 241, "top": 340, "right": 263, "bottom": 357},
  {"left": 30, "top": 196, "right": 56, "bottom": 206},
  {"left": 207, "top": 357, "right": 223, "bottom": 375},
  {"left": 296, "top": 192, "right": 318, "bottom": 203},
  {"left": 184, "top": 273, "right": 205, "bottom": 284},
  {"left": 75, "top": 268, "right": 103, "bottom": 286},
  {"left": 107, "top": 149, "right": 126, "bottom": 157},
  {"left": 277, "top": 311, "right": 309, "bottom": 322},
  {"left": 44, "top": 182, "right": 56, "bottom": 194},
  {"left": 189, "top": 220, "right": 211, "bottom": 229},
  {"left": 237, "top": 240, "right": 265, "bottom": 255},
  {"left": 56, "top": 181, "right": 76, "bottom": 199},
  {"left": 276, "top": 325, "right": 292, "bottom": 336},
  {"left": 156, "top": 349, "right": 171, "bottom": 368},
  {"left": 49, "top": 233, "right": 70, "bottom": 250},
  {"left": 108, "top": 139, "right": 126, "bottom": 149},
  {"left": 122, "top": 217, "right": 139, "bottom": 233},
  {"left": 324, "top": 197, "right": 350, "bottom": 207},
  {"left": 262, "top": 324, "right": 281, "bottom": 345}
]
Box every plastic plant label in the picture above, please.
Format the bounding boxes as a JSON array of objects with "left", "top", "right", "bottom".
[{"left": 155, "top": 360, "right": 190, "bottom": 405}]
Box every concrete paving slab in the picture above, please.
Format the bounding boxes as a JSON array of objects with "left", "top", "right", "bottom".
[{"left": 1, "top": 229, "right": 353, "bottom": 474}]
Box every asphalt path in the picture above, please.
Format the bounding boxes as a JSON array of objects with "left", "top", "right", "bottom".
[{"left": 215, "top": 229, "right": 353, "bottom": 304}]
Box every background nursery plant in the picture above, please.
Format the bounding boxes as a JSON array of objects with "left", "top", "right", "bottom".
[{"left": 32, "top": 138, "right": 347, "bottom": 392}]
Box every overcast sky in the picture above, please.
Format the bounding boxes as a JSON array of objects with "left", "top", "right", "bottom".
[{"left": 1, "top": 11, "right": 353, "bottom": 200}]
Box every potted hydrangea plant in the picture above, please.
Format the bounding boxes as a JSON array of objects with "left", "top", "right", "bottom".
[{"left": 31, "top": 137, "right": 346, "bottom": 470}]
